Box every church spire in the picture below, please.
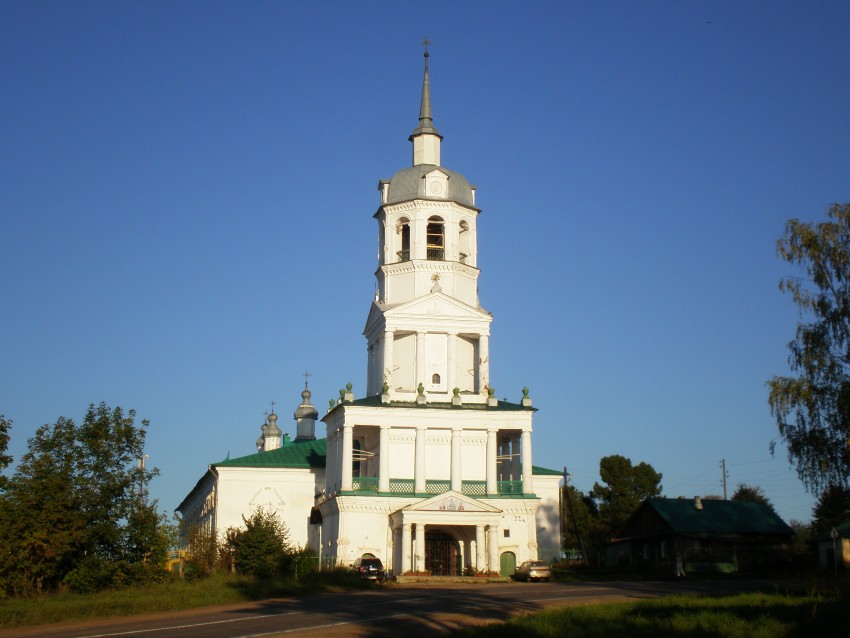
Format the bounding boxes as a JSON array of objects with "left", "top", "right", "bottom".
[{"left": 409, "top": 40, "right": 442, "bottom": 166}]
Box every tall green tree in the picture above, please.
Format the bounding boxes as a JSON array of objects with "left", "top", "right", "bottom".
[
  {"left": 768, "top": 203, "right": 850, "bottom": 494},
  {"left": 0, "top": 403, "right": 168, "bottom": 595},
  {"left": 811, "top": 483, "right": 850, "bottom": 539},
  {"left": 590, "top": 455, "right": 663, "bottom": 541},
  {"left": 1, "top": 416, "right": 85, "bottom": 595},
  {"left": 561, "top": 484, "right": 594, "bottom": 555},
  {"left": 731, "top": 483, "right": 775, "bottom": 510},
  {"left": 0, "top": 414, "right": 12, "bottom": 491}
]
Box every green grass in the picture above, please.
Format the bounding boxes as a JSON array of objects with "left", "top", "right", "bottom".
[
  {"left": 0, "top": 569, "right": 369, "bottom": 629},
  {"left": 451, "top": 591, "right": 850, "bottom": 638}
]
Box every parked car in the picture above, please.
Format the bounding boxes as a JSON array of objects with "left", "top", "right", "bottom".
[
  {"left": 513, "top": 560, "right": 551, "bottom": 582},
  {"left": 352, "top": 557, "right": 385, "bottom": 581}
]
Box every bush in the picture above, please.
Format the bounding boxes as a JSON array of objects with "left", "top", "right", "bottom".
[{"left": 230, "top": 507, "right": 291, "bottom": 578}]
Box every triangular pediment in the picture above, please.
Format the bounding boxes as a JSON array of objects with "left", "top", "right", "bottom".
[
  {"left": 402, "top": 490, "right": 501, "bottom": 513},
  {"left": 364, "top": 300, "right": 389, "bottom": 331},
  {"left": 385, "top": 292, "right": 491, "bottom": 322}
]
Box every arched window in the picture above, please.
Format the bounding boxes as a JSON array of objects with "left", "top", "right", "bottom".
[
  {"left": 426, "top": 216, "right": 444, "bottom": 260},
  {"left": 396, "top": 218, "right": 410, "bottom": 262},
  {"left": 432, "top": 373, "right": 441, "bottom": 384}
]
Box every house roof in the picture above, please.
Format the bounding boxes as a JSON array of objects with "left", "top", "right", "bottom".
[
  {"left": 216, "top": 438, "right": 327, "bottom": 469},
  {"left": 532, "top": 465, "right": 563, "bottom": 476},
  {"left": 619, "top": 497, "right": 794, "bottom": 540}
]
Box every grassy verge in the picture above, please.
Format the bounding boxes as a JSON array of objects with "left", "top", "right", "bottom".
[
  {"left": 0, "top": 569, "right": 369, "bottom": 629},
  {"left": 451, "top": 590, "right": 849, "bottom": 638}
]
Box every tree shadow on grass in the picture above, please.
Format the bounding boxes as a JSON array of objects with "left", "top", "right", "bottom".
[{"left": 448, "top": 594, "right": 849, "bottom": 638}]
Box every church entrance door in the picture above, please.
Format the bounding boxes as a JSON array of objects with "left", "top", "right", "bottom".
[
  {"left": 425, "top": 530, "right": 459, "bottom": 576},
  {"left": 500, "top": 551, "right": 516, "bottom": 577}
]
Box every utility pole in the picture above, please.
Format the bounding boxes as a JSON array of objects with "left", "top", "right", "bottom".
[
  {"left": 720, "top": 459, "right": 728, "bottom": 500},
  {"left": 137, "top": 454, "right": 149, "bottom": 503}
]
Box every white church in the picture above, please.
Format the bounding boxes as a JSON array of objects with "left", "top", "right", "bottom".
[{"left": 177, "top": 50, "right": 562, "bottom": 577}]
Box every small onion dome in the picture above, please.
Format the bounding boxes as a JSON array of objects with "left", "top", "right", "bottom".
[
  {"left": 294, "top": 387, "right": 319, "bottom": 420},
  {"left": 266, "top": 412, "right": 282, "bottom": 436}
]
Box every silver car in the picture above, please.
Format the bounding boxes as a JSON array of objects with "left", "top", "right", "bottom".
[{"left": 514, "top": 560, "right": 551, "bottom": 582}]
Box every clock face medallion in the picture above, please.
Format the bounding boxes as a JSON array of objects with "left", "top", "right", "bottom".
[{"left": 429, "top": 180, "right": 444, "bottom": 195}]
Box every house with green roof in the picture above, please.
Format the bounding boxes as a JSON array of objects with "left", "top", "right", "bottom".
[{"left": 607, "top": 497, "right": 794, "bottom": 573}]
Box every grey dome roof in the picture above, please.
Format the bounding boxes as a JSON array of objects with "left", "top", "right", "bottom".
[
  {"left": 386, "top": 164, "right": 475, "bottom": 208},
  {"left": 294, "top": 388, "right": 318, "bottom": 420},
  {"left": 266, "top": 413, "right": 282, "bottom": 436}
]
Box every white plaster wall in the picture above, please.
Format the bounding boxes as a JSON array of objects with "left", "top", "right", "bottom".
[
  {"left": 425, "top": 333, "right": 447, "bottom": 392},
  {"left": 455, "top": 335, "right": 477, "bottom": 392},
  {"left": 534, "top": 474, "right": 562, "bottom": 554},
  {"left": 340, "top": 508, "right": 391, "bottom": 565},
  {"left": 426, "top": 433, "right": 451, "bottom": 480},
  {"left": 393, "top": 332, "right": 416, "bottom": 390},
  {"left": 461, "top": 433, "right": 486, "bottom": 480},
  {"left": 215, "top": 467, "right": 324, "bottom": 550},
  {"left": 388, "top": 430, "right": 415, "bottom": 479}
]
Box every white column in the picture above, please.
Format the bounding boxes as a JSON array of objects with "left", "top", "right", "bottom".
[
  {"left": 521, "top": 429, "right": 533, "bottom": 494},
  {"left": 447, "top": 332, "right": 457, "bottom": 392},
  {"left": 415, "top": 331, "right": 426, "bottom": 390},
  {"left": 330, "top": 430, "right": 339, "bottom": 492},
  {"left": 475, "top": 524, "right": 485, "bottom": 572},
  {"left": 383, "top": 330, "right": 394, "bottom": 391},
  {"left": 458, "top": 539, "right": 466, "bottom": 575},
  {"left": 415, "top": 426, "right": 426, "bottom": 494},
  {"left": 341, "top": 424, "right": 353, "bottom": 492},
  {"left": 401, "top": 523, "right": 412, "bottom": 574},
  {"left": 412, "top": 217, "right": 425, "bottom": 261},
  {"left": 511, "top": 434, "right": 521, "bottom": 481},
  {"left": 479, "top": 334, "right": 490, "bottom": 393},
  {"left": 451, "top": 428, "right": 462, "bottom": 492},
  {"left": 486, "top": 428, "right": 498, "bottom": 495},
  {"left": 415, "top": 523, "right": 426, "bottom": 572},
  {"left": 367, "top": 343, "right": 374, "bottom": 395},
  {"left": 379, "top": 425, "right": 390, "bottom": 492},
  {"left": 488, "top": 524, "right": 499, "bottom": 573}
]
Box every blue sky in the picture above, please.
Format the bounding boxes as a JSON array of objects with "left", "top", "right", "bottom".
[{"left": 2, "top": 1, "right": 849, "bottom": 526}]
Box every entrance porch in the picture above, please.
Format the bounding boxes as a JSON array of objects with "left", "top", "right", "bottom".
[{"left": 389, "top": 491, "right": 506, "bottom": 576}]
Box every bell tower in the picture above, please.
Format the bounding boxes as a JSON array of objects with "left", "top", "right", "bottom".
[{"left": 364, "top": 50, "right": 493, "bottom": 403}]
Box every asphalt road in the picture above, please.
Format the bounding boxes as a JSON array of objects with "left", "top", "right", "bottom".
[{"left": 1, "top": 579, "right": 782, "bottom": 638}]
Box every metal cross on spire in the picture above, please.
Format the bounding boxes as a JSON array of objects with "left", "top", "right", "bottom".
[
  {"left": 303, "top": 370, "right": 312, "bottom": 388},
  {"left": 269, "top": 400, "right": 276, "bottom": 414},
  {"left": 422, "top": 37, "right": 431, "bottom": 56}
]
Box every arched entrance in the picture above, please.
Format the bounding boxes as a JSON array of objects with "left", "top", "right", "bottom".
[
  {"left": 500, "top": 551, "right": 516, "bottom": 577},
  {"left": 425, "top": 530, "right": 460, "bottom": 576}
]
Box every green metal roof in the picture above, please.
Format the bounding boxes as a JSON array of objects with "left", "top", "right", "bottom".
[
  {"left": 532, "top": 465, "right": 562, "bottom": 476},
  {"left": 327, "top": 394, "right": 536, "bottom": 414},
  {"left": 216, "top": 438, "right": 327, "bottom": 469},
  {"left": 641, "top": 497, "right": 794, "bottom": 536}
]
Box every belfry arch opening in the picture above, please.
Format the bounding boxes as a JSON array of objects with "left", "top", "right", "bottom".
[
  {"left": 426, "top": 216, "right": 445, "bottom": 261},
  {"left": 397, "top": 218, "right": 411, "bottom": 262}
]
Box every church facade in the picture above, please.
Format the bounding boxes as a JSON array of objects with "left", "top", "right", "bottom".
[{"left": 177, "top": 51, "right": 562, "bottom": 576}]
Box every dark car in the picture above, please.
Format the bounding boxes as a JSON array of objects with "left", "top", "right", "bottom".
[
  {"left": 513, "top": 560, "right": 551, "bottom": 582},
  {"left": 352, "top": 557, "right": 385, "bottom": 581}
]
